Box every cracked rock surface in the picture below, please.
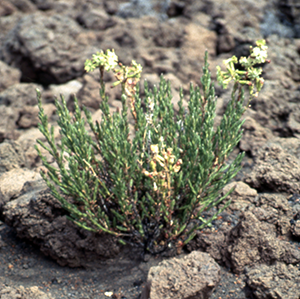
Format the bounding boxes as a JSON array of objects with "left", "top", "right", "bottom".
[{"left": 1, "top": 0, "right": 300, "bottom": 298}]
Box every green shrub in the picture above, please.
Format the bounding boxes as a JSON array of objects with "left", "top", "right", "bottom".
[{"left": 35, "top": 41, "right": 268, "bottom": 254}]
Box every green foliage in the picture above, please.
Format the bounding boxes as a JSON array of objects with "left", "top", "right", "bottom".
[{"left": 35, "top": 41, "right": 268, "bottom": 254}]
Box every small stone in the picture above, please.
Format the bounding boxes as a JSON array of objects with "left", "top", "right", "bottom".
[{"left": 145, "top": 251, "right": 220, "bottom": 299}]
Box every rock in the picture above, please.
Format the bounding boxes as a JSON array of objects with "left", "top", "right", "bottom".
[
  {"left": 0, "top": 1, "right": 17, "bottom": 16},
  {"left": 153, "top": 20, "right": 185, "bottom": 48},
  {"left": 144, "top": 251, "right": 220, "bottom": 299},
  {"left": 250, "top": 193, "right": 294, "bottom": 236},
  {"left": 8, "top": 0, "right": 36, "bottom": 12},
  {"left": 0, "top": 83, "right": 42, "bottom": 107},
  {"left": 0, "top": 140, "right": 27, "bottom": 176},
  {"left": 17, "top": 105, "right": 39, "bottom": 129},
  {"left": 267, "top": 137, "right": 300, "bottom": 160},
  {"left": 239, "top": 117, "right": 273, "bottom": 155},
  {"left": 227, "top": 181, "right": 258, "bottom": 198},
  {"left": 249, "top": 36, "right": 300, "bottom": 136},
  {"left": 0, "top": 285, "right": 54, "bottom": 299},
  {"left": 17, "top": 121, "right": 59, "bottom": 169},
  {"left": 261, "top": 10, "right": 295, "bottom": 38},
  {"left": 0, "top": 12, "right": 96, "bottom": 85},
  {"left": 2, "top": 180, "right": 120, "bottom": 267},
  {"left": 289, "top": 194, "right": 300, "bottom": 236},
  {"left": 0, "top": 106, "right": 20, "bottom": 142},
  {"left": 31, "top": 0, "right": 89, "bottom": 15},
  {"left": 0, "top": 14, "right": 20, "bottom": 45},
  {"left": 166, "top": 1, "right": 185, "bottom": 18},
  {"left": 222, "top": 181, "right": 258, "bottom": 212},
  {"left": 245, "top": 261, "right": 300, "bottom": 299},
  {"left": 244, "top": 143, "right": 300, "bottom": 194},
  {"left": 48, "top": 79, "right": 83, "bottom": 103},
  {"left": 226, "top": 210, "right": 300, "bottom": 273},
  {"left": 186, "top": 228, "right": 229, "bottom": 264},
  {"left": 143, "top": 46, "right": 180, "bottom": 78},
  {"left": 185, "top": 184, "right": 252, "bottom": 265},
  {"left": 200, "top": 0, "right": 265, "bottom": 54},
  {"left": 290, "top": 219, "right": 300, "bottom": 237},
  {"left": 76, "top": 71, "right": 113, "bottom": 110},
  {"left": 187, "top": 192, "right": 300, "bottom": 274},
  {"left": 288, "top": 104, "right": 300, "bottom": 135},
  {"left": 0, "top": 61, "right": 21, "bottom": 92},
  {"left": 249, "top": 80, "right": 298, "bottom": 136},
  {"left": 217, "top": 33, "right": 236, "bottom": 54},
  {"left": 76, "top": 9, "right": 117, "bottom": 30},
  {"left": 29, "top": 0, "right": 62, "bottom": 11},
  {"left": 0, "top": 168, "right": 41, "bottom": 210},
  {"left": 104, "top": 1, "right": 119, "bottom": 15},
  {"left": 117, "top": 0, "right": 170, "bottom": 20},
  {"left": 178, "top": 22, "right": 217, "bottom": 84},
  {"left": 278, "top": 0, "right": 300, "bottom": 38},
  {"left": 0, "top": 234, "right": 7, "bottom": 248},
  {"left": 264, "top": 35, "right": 299, "bottom": 80},
  {"left": 0, "top": 1, "right": 300, "bottom": 298},
  {"left": 0, "top": 83, "right": 43, "bottom": 131}
]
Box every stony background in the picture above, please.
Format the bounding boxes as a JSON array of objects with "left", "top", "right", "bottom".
[{"left": 1, "top": 0, "right": 300, "bottom": 298}]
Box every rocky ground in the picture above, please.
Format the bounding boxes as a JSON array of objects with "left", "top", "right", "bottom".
[{"left": 1, "top": 0, "right": 300, "bottom": 298}]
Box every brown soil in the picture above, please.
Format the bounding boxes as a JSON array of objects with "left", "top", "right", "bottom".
[{"left": 0, "top": 219, "right": 249, "bottom": 299}]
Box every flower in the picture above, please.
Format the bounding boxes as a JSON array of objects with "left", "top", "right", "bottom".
[
  {"left": 105, "top": 49, "right": 118, "bottom": 71},
  {"left": 223, "top": 55, "right": 238, "bottom": 73},
  {"left": 150, "top": 144, "right": 159, "bottom": 154},
  {"left": 130, "top": 60, "right": 143, "bottom": 78},
  {"left": 84, "top": 59, "right": 96, "bottom": 72},
  {"left": 251, "top": 46, "right": 268, "bottom": 64},
  {"left": 84, "top": 49, "right": 118, "bottom": 73}
]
